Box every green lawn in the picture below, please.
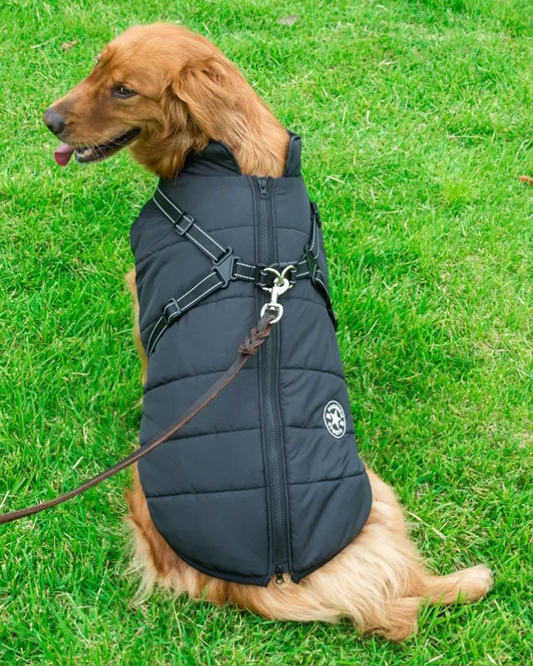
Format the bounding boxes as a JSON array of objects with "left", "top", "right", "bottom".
[{"left": 1, "top": 0, "right": 532, "bottom": 663}]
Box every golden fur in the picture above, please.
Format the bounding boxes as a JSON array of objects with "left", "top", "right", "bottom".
[{"left": 48, "top": 23, "right": 492, "bottom": 641}]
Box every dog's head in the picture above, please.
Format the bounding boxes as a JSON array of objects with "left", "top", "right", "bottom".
[{"left": 44, "top": 24, "right": 264, "bottom": 177}]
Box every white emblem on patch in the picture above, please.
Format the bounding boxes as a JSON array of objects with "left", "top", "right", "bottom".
[{"left": 323, "top": 400, "right": 346, "bottom": 439}]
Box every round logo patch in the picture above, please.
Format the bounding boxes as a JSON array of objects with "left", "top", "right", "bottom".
[{"left": 323, "top": 400, "right": 346, "bottom": 439}]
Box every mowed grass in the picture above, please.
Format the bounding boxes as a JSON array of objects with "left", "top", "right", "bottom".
[{"left": 1, "top": 0, "right": 533, "bottom": 663}]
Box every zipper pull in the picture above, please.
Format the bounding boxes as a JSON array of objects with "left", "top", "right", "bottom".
[
  {"left": 258, "top": 177, "right": 269, "bottom": 199},
  {"left": 275, "top": 564, "right": 285, "bottom": 585}
]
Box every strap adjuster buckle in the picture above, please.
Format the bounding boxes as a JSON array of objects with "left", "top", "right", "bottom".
[
  {"left": 173, "top": 213, "right": 195, "bottom": 236},
  {"left": 163, "top": 298, "right": 181, "bottom": 324},
  {"left": 213, "top": 248, "right": 238, "bottom": 288}
]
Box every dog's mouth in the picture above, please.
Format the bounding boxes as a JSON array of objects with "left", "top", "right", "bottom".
[{"left": 53, "top": 128, "right": 141, "bottom": 167}]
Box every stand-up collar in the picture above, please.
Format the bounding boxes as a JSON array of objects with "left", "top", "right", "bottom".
[{"left": 180, "top": 131, "right": 302, "bottom": 178}]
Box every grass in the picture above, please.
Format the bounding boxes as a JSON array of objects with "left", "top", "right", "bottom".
[{"left": 1, "top": 0, "right": 533, "bottom": 663}]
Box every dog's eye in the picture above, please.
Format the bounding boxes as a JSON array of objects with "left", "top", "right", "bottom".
[{"left": 113, "top": 85, "right": 137, "bottom": 99}]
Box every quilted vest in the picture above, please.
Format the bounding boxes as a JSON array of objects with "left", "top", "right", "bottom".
[{"left": 130, "top": 133, "right": 372, "bottom": 586}]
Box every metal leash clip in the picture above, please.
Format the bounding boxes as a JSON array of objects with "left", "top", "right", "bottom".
[{"left": 260, "top": 265, "right": 295, "bottom": 324}]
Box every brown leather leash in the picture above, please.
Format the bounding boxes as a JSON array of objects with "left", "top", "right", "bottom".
[{"left": 0, "top": 313, "right": 274, "bottom": 526}]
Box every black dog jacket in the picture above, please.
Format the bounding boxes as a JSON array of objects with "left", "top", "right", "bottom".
[{"left": 130, "top": 134, "right": 372, "bottom": 586}]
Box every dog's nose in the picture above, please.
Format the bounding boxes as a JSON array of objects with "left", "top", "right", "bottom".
[{"left": 43, "top": 108, "right": 66, "bottom": 136}]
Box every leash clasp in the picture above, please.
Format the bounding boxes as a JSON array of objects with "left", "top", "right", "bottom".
[{"left": 260, "top": 265, "right": 295, "bottom": 324}]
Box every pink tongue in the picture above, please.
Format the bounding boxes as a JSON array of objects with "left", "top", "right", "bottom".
[{"left": 54, "top": 143, "right": 75, "bottom": 167}]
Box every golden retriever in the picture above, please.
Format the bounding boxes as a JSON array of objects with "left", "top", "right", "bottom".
[{"left": 44, "top": 23, "right": 492, "bottom": 641}]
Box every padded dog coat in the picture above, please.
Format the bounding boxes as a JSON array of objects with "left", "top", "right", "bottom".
[{"left": 130, "top": 133, "right": 372, "bottom": 586}]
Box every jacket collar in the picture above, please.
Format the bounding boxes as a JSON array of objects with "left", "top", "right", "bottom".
[{"left": 180, "top": 131, "right": 302, "bottom": 178}]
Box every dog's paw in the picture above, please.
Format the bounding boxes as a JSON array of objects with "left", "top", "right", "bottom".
[{"left": 458, "top": 564, "right": 494, "bottom": 601}]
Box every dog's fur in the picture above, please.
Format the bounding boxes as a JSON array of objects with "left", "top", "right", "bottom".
[{"left": 46, "top": 23, "right": 492, "bottom": 641}]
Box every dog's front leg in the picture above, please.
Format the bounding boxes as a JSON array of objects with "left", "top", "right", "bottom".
[{"left": 125, "top": 268, "right": 147, "bottom": 383}]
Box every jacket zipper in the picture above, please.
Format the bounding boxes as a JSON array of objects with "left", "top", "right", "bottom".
[{"left": 257, "top": 177, "right": 288, "bottom": 585}]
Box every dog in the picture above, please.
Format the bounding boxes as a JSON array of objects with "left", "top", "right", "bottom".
[{"left": 43, "top": 23, "right": 492, "bottom": 641}]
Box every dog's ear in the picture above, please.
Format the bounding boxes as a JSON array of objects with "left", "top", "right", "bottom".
[{"left": 172, "top": 56, "right": 256, "bottom": 143}]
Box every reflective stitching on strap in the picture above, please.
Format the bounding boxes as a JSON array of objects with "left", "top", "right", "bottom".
[
  {"left": 156, "top": 188, "right": 226, "bottom": 256},
  {"left": 309, "top": 235, "right": 319, "bottom": 258},
  {"left": 146, "top": 274, "right": 223, "bottom": 357},
  {"left": 155, "top": 190, "right": 222, "bottom": 260},
  {"left": 147, "top": 316, "right": 164, "bottom": 354},
  {"left": 234, "top": 272, "right": 255, "bottom": 280},
  {"left": 193, "top": 223, "right": 225, "bottom": 251},
  {"left": 182, "top": 280, "right": 223, "bottom": 308},
  {"left": 153, "top": 197, "right": 177, "bottom": 224},
  {"left": 308, "top": 222, "right": 320, "bottom": 257},
  {"left": 237, "top": 261, "right": 256, "bottom": 269},
  {"left": 150, "top": 325, "right": 167, "bottom": 355},
  {"left": 315, "top": 273, "right": 327, "bottom": 291},
  {"left": 156, "top": 186, "right": 179, "bottom": 209},
  {"left": 177, "top": 273, "right": 216, "bottom": 302},
  {"left": 186, "top": 234, "right": 217, "bottom": 260}
]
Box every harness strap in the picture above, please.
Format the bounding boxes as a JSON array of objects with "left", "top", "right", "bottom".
[
  {"left": 300, "top": 202, "right": 338, "bottom": 330},
  {"left": 153, "top": 187, "right": 228, "bottom": 262},
  {"left": 146, "top": 192, "right": 337, "bottom": 357},
  {"left": 146, "top": 270, "right": 226, "bottom": 356}
]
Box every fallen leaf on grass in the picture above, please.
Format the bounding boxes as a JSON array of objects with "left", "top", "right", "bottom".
[
  {"left": 519, "top": 175, "right": 533, "bottom": 185},
  {"left": 276, "top": 15, "right": 299, "bottom": 26},
  {"left": 62, "top": 40, "right": 78, "bottom": 51}
]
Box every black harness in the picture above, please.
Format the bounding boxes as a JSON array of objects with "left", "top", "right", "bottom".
[{"left": 147, "top": 187, "right": 337, "bottom": 356}]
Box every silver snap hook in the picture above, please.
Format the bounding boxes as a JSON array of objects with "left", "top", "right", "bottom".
[{"left": 260, "top": 265, "right": 295, "bottom": 324}]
